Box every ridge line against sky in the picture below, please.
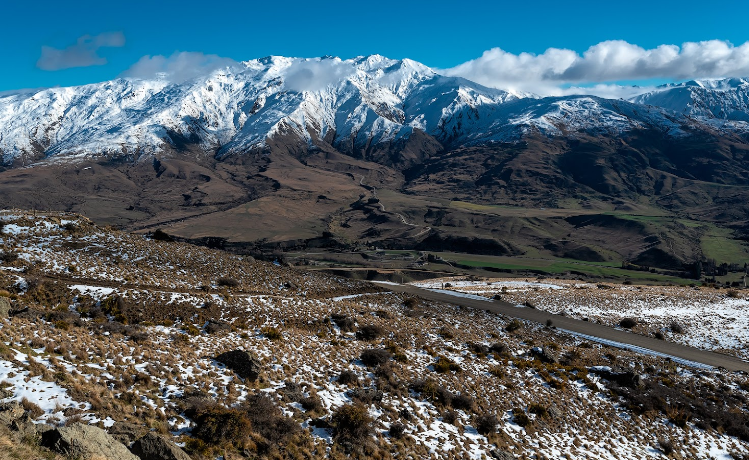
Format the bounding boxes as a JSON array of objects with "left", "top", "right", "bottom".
[{"left": 3, "top": 0, "right": 749, "bottom": 97}]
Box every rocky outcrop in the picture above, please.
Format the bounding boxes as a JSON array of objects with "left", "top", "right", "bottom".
[
  {"left": 130, "top": 433, "right": 192, "bottom": 460},
  {"left": 0, "top": 296, "right": 11, "bottom": 318},
  {"left": 215, "top": 349, "right": 262, "bottom": 381},
  {"left": 491, "top": 448, "right": 517, "bottom": 460},
  {"left": 107, "top": 420, "right": 149, "bottom": 445},
  {"left": 0, "top": 401, "right": 24, "bottom": 425},
  {"left": 42, "top": 423, "right": 139, "bottom": 459},
  {"left": 530, "top": 347, "right": 557, "bottom": 364},
  {"left": 590, "top": 367, "right": 643, "bottom": 388}
]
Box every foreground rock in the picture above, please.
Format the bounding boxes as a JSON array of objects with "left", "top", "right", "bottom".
[
  {"left": 108, "top": 420, "right": 149, "bottom": 445},
  {"left": 215, "top": 349, "right": 262, "bottom": 381},
  {"left": 130, "top": 433, "right": 192, "bottom": 460},
  {"left": 0, "top": 401, "right": 24, "bottom": 425},
  {"left": 0, "top": 296, "right": 11, "bottom": 318},
  {"left": 42, "top": 423, "right": 138, "bottom": 459}
]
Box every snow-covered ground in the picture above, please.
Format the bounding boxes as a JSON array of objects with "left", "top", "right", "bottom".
[{"left": 413, "top": 277, "right": 749, "bottom": 360}]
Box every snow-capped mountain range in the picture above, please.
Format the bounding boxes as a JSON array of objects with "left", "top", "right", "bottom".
[{"left": 1, "top": 55, "right": 749, "bottom": 166}]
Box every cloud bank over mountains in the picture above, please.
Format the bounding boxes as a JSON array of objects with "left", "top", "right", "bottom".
[
  {"left": 35, "top": 37, "right": 749, "bottom": 98},
  {"left": 121, "top": 51, "right": 240, "bottom": 83},
  {"left": 443, "top": 40, "right": 749, "bottom": 97}
]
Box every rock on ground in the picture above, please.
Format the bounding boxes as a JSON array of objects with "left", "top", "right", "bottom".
[
  {"left": 215, "top": 349, "right": 262, "bottom": 381},
  {"left": 42, "top": 423, "right": 139, "bottom": 460},
  {"left": 130, "top": 432, "right": 192, "bottom": 460},
  {"left": 107, "top": 420, "right": 149, "bottom": 445},
  {"left": 0, "top": 296, "right": 11, "bottom": 318}
]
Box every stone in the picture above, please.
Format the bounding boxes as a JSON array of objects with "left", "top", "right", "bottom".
[
  {"left": 530, "top": 347, "right": 557, "bottom": 364},
  {"left": 130, "top": 433, "right": 191, "bottom": 460},
  {"left": 547, "top": 405, "right": 563, "bottom": 420},
  {"left": 215, "top": 350, "right": 262, "bottom": 381},
  {"left": 0, "top": 401, "right": 24, "bottom": 425},
  {"left": 41, "top": 423, "right": 139, "bottom": 460},
  {"left": 590, "top": 368, "right": 642, "bottom": 388},
  {"left": 107, "top": 421, "right": 148, "bottom": 445},
  {"left": 204, "top": 320, "right": 230, "bottom": 335},
  {"left": 491, "top": 448, "right": 517, "bottom": 460},
  {"left": 0, "top": 297, "right": 11, "bottom": 318}
]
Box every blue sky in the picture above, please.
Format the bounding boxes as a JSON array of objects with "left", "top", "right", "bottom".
[{"left": 3, "top": 0, "right": 749, "bottom": 93}]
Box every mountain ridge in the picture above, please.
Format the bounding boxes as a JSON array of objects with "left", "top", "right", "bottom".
[{"left": 3, "top": 54, "right": 749, "bottom": 167}]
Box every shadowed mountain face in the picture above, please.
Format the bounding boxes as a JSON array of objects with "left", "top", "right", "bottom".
[{"left": 2, "top": 57, "right": 749, "bottom": 270}]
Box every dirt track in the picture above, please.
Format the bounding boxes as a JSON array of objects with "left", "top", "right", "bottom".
[{"left": 375, "top": 282, "right": 749, "bottom": 373}]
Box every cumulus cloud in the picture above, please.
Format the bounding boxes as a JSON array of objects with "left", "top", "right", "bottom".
[
  {"left": 283, "top": 59, "right": 355, "bottom": 92},
  {"left": 37, "top": 32, "right": 125, "bottom": 71},
  {"left": 121, "top": 52, "right": 239, "bottom": 83},
  {"left": 443, "top": 40, "right": 749, "bottom": 97}
]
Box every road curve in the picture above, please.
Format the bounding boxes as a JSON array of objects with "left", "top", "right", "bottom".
[{"left": 374, "top": 282, "right": 749, "bottom": 373}]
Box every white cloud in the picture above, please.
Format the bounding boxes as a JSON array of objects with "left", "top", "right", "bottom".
[
  {"left": 121, "top": 52, "right": 239, "bottom": 83},
  {"left": 37, "top": 32, "right": 125, "bottom": 71},
  {"left": 442, "top": 40, "right": 749, "bottom": 97},
  {"left": 283, "top": 58, "right": 355, "bottom": 92}
]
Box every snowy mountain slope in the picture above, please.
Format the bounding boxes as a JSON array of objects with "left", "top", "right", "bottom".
[
  {"left": 0, "top": 55, "right": 520, "bottom": 165},
  {"left": 1, "top": 56, "right": 749, "bottom": 167},
  {"left": 630, "top": 78, "right": 749, "bottom": 121}
]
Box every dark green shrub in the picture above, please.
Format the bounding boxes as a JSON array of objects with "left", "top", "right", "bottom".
[
  {"left": 360, "top": 348, "right": 391, "bottom": 367},
  {"left": 217, "top": 277, "right": 239, "bottom": 287},
  {"left": 658, "top": 438, "right": 674, "bottom": 455},
  {"left": 475, "top": 414, "right": 498, "bottom": 434},
  {"left": 442, "top": 410, "right": 458, "bottom": 425},
  {"left": 529, "top": 403, "right": 548, "bottom": 417},
  {"left": 244, "top": 393, "right": 300, "bottom": 447},
  {"left": 505, "top": 319, "right": 522, "bottom": 332},
  {"left": 433, "top": 356, "right": 461, "bottom": 374},
  {"left": 331, "top": 403, "right": 374, "bottom": 446},
  {"left": 300, "top": 395, "right": 323, "bottom": 412},
  {"left": 489, "top": 343, "right": 507, "bottom": 355},
  {"left": 619, "top": 318, "right": 637, "bottom": 329},
  {"left": 338, "top": 369, "right": 359, "bottom": 385},
  {"left": 389, "top": 422, "right": 406, "bottom": 439},
  {"left": 452, "top": 393, "right": 474, "bottom": 412},
  {"left": 192, "top": 406, "right": 252, "bottom": 447},
  {"left": 357, "top": 324, "right": 385, "bottom": 341},
  {"left": 512, "top": 408, "right": 530, "bottom": 427},
  {"left": 0, "top": 250, "right": 18, "bottom": 264},
  {"left": 260, "top": 326, "right": 282, "bottom": 341},
  {"left": 152, "top": 229, "right": 173, "bottom": 242},
  {"left": 331, "top": 314, "right": 356, "bottom": 332}
]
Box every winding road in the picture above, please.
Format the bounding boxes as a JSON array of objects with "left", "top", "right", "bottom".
[{"left": 374, "top": 282, "right": 749, "bottom": 373}]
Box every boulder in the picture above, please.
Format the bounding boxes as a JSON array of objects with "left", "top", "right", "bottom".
[
  {"left": 281, "top": 381, "right": 304, "bottom": 402},
  {"left": 215, "top": 350, "right": 262, "bottom": 381},
  {"left": 347, "top": 388, "right": 383, "bottom": 403},
  {"left": 491, "top": 449, "right": 517, "bottom": 460},
  {"left": 547, "top": 405, "right": 563, "bottom": 420},
  {"left": 130, "top": 433, "right": 191, "bottom": 460},
  {"left": 204, "top": 320, "right": 230, "bottom": 335},
  {"left": 107, "top": 420, "right": 148, "bottom": 445},
  {"left": 0, "top": 401, "right": 24, "bottom": 425},
  {"left": 530, "top": 347, "right": 557, "bottom": 364},
  {"left": 42, "top": 423, "right": 139, "bottom": 459},
  {"left": 590, "top": 367, "right": 642, "bottom": 388},
  {"left": 0, "top": 297, "right": 11, "bottom": 318},
  {"left": 11, "top": 415, "right": 54, "bottom": 439}
]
